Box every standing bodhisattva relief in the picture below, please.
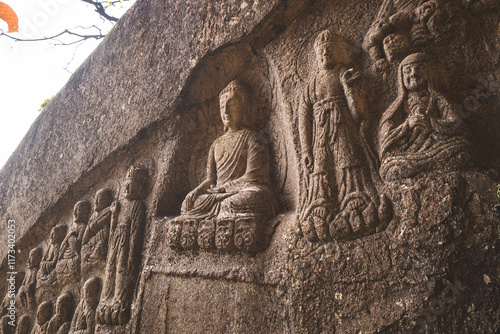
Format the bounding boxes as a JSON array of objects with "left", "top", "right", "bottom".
[
  {"left": 298, "top": 30, "right": 391, "bottom": 243},
  {"left": 166, "top": 80, "right": 278, "bottom": 253},
  {"left": 96, "top": 166, "right": 148, "bottom": 327}
]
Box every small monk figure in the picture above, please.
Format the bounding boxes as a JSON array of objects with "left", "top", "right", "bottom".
[
  {"left": 167, "top": 80, "right": 277, "bottom": 252},
  {"left": 37, "top": 225, "right": 68, "bottom": 289},
  {"left": 56, "top": 201, "right": 91, "bottom": 286},
  {"left": 46, "top": 292, "right": 73, "bottom": 334},
  {"left": 17, "top": 247, "right": 42, "bottom": 311},
  {"left": 96, "top": 166, "right": 148, "bottom": 326},
  {"left": 31, "top": 301, "right": 52, "bottom": 334},
  {"left": 378, "top": 52, "right": 471, "bottom": 180},
  {"left": 69, "top": 277, "right": 101, "bottom": 334},
  {"left": 15, "top": 314, "right": 31, "bottom": 334},
  {"left": 81, "top": 189, "right": 113, "bottom": 275}
]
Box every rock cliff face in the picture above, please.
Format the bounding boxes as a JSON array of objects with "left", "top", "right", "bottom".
[{"left": 1, "top": 0, "right": 499, "bottom": 333}]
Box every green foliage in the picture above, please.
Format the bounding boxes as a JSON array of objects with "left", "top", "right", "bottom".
[{"left": 38, "top": 95, "right": 54, "bottom": 112}]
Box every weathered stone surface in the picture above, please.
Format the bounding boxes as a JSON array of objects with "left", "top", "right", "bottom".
[{"left": 1, "top": 0, "right": 499, "bottom": 333}]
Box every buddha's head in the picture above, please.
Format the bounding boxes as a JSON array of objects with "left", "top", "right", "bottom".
[
  {"left": 400, "top": 53, "right": 430, "bottom": 92},
  {"left": 83, "top": 277, "right": 101, "bottom": 304},
  {"left": 219, "top": 80, "right": 248, "bottom": 132},
  {"left": 124, "top": 165, "right": 149, "bottom": 200},
  {"left": 50, "top": 224, "right": 68, "bottom": 245},
  {"left": 55, "top": 292, "right": 73, "bottom": 321},
  {"left": 315, "top": 30, "right": 336, "bottom": 70},
  {"left": 17, "top": 314, "right": 31, "bottom": 334},
  {"left": 94, "top": 188, "right": 113, "bottom": 213},
  {"left": 28, "top": 247, "right": 43, "bottom": 269},
  {"left": 36, "top": 301, "right": 52, "bottom": 326},
  {"left": 73, "top": 200, "right": 91, "bottom": 225}
]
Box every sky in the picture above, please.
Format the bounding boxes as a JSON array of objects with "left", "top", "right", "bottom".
[{"left": 0, "top": 0, "right": 135, "bottom": 170}]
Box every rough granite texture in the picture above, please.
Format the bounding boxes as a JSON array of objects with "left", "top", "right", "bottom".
[{"left": 1, "top": 0, "right": 499, "bottom": 333}]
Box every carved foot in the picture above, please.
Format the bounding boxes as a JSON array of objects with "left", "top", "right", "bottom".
[
  {"left": 300, "top": 206, "right": 330, "bottom": 242},
  {"left": 330, "top": 193, "right": 388, "bottom": 241}
]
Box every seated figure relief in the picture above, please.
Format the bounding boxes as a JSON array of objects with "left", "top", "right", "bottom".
[
  {"left": 37, "top": 225, "right": 68, "bottom": 291},
  {"left": 378, "top": 52, "right": 472, "bottom": 181},
  {"left": 56, "top": 201, "right": 91, "bottom": 286},
  {"left": 69, "top": 277, "right": 101, "bottom": 334},
  {"left": 96, "top": 166, "right": 148, "bottom": 326},
  {"left": 16, "top": 314, "right": 31, "bottom": 334},
  {"left": 81, "top": 189, "right": 113, "bottom": 275},
  {"left": 31, "top": 301, "right": 52, "bottom": 334},
  {"left": 16, "top": 247, "right": 43, "bottom": 312},
  {"left": 166, "top": 80, "right": 277, "bottom": 253},
  {"left": 46, "top": 292, "right": 74, "bottom": 334},
  {"left": 298, "top": 30, "right": 391, "bottom": 243}
]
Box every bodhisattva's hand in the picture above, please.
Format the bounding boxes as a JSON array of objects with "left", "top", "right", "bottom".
[
  {"left": 303, "top": 151, "right": 313, "bottom": 174},
  {"left": 341, "top": 68, "right": 361, "bottom": 87}
]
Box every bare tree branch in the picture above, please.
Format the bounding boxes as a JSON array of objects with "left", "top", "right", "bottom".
[
  {"left": 81, "top": 0, "right": 119, "bottom": 22},
  {"left": 0, "top": 26, "right": 105, "bottom": 45},
  {"left": 0, "top": 0, "right": 132, "bottom": 46}
]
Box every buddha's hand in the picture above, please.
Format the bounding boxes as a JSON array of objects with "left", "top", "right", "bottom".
[
  {"left": 183, "top": 189, "right": 201, "bottom": 210},
  {"left": 408, "top": 114, "right": 428, "bottom": 129},
  {"left": 207, "top": 185, "right": 226, "bottom": 194}
]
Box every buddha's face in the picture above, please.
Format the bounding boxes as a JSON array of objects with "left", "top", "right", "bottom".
[
  {"left": 84, "top": 286, "right": 95, "bottom": 302},
  {"left": 73, "top": 202, "right": 88, "bottom": 224},
  {"left": 50, "top": 228, "right": 62, "bottom": 244},
  {"left": 315, "top": 42, "right": 336, "bottom": 70},
  {"left": 220, "top": 91, "right": 244, "bottom": 131},
  {"left": 94, "top": 190, "right": 110, "bottom": 212},
  {"left": 125, "top": 172, "right": 141, "bottom": 200},
  {"left": 36, "top": 306, "right": 50, "bottom": 325},
  {"left": 28, "top": 249, "right": 41, "bottom": 268},
  {"left": 55, "top": 297, "right": 69, "bottom": 318},
  {"left": 402, "top": 61, "right": 429, "bottom": 91}
]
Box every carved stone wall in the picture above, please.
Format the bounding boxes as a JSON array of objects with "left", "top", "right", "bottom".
[{"left": 1, "top": 0, "right": 499, "bottom": 333}]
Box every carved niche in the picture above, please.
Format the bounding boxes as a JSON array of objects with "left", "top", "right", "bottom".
[{"left": 165, "top": 80, "right": 278, "bottom": 253}]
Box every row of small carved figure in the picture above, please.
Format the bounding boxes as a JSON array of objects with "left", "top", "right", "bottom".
[
  {"left": 165, "top": 215, "right": 267, "bottom": 253},
  {"left": 1, "top": 277, "right": 101, "bottom": 334},
  {"left": 4, "top": 165, "right": 150, "bottom": 333}
]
